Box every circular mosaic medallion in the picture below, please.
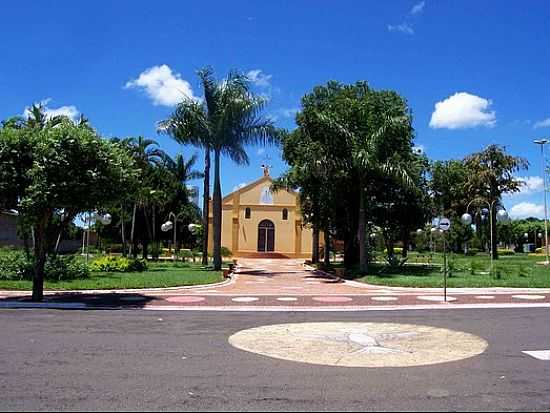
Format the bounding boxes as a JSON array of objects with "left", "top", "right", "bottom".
[{"left": 229, "top": 322, "right": 488, "bottom": 367}]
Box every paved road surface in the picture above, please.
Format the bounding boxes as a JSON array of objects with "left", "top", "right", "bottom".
[{"left": 1, "top": 308, "right": 549, "bottom": 411}]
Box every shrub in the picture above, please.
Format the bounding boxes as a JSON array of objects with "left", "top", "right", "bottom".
[
  {"left": 384, "top": 247, "right": 403, "bottom": 255},
  {"left": 44, "top": 256, "right": 89, "bottom": 281},
  {"left": 0, "top": 248, "right": 33, "bottom": 280},
  {"left": 89, "top": 256, "right": 147, "bottom": 273},
  {"left": 220, "top": 247, "right": 233, "bottom": 258},
  {"left": 497, "top": 249, "right": 515, "bottom": 256},
  {"left": 0, "top": 249, "right": 88, "bottom": 281}
]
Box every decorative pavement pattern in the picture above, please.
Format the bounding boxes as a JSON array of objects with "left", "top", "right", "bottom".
[
  {"left": 1, "top": 258, "right": 550, "bottom": 311},
  {"left": 229, "top": 322, "right": 489, "bottom": 367}
]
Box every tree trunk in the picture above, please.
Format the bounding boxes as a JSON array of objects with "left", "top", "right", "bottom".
[
  {"left": 202, "top": 149, "right": 211, "bottom": 266},
  {"left": 130, "top": 203, "right": 137, "bottom": 257},
  {"left": 324, "top": 222, "right": 330, "bottom": 267},
  {"left": 312, "top": 226, "right": 320, "bottom": 264},
  {"left": 212, "top": 150, "right": 222, "bottom": 271},
  {"left": 491, "top": 204, "right": 499, "bottom": 260},
  {"left": 358, "top": 187, "right": 368, "bottom": 274},
  {"left": 31, "top": 217, "right": 49, "bottom": 302},
  {"left": 121, "top": 203, "right": 126, "bottom": 256}
]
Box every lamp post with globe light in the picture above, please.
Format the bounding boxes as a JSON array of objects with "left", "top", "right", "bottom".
[
  {"left": 82, "top": 212, "right": 112, "bottom": 264},
  {"left": 461, "top": 200, "right": 510, "bottom": 276},
  {"left": 534, "top": 139, "right": 550, "bottom": 264}
]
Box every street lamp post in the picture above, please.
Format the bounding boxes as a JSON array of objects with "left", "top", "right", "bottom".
[
  {"left": 534, "top": 139, "right": 550, "bottom": 264},
  {"left": 82, "top": 212, "right": 112, "bottom": 264},
  {"left": 462, "top": 200, "right": 509, "bottom": 276}
]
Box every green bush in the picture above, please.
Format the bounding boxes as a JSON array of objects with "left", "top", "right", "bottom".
[
  {"left": 0, "top": 248, "right": 33, "bottom": 280},
  {"left": 44, "top": 256, "right": 89, "bottom": 281},
  {"left": 220, "top": 247, "right": 233, "bottom": 258},
  {"left": 0, "top": 248, "right": 88, "bottom": 281},
  {"left": 90, "top": 256, "right": 147, "bottom": 273},
  {"left": 497, "top": 249, "right": 515, "bottom": 256},
  {"left": 384, "top": 247, "right": 403, "bottom": 255}
]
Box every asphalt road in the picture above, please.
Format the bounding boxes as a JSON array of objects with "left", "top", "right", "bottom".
[{"left": 1, "top": 308, "right": 549, "bottom": 411}]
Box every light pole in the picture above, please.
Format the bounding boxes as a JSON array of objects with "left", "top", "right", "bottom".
[
  {"left": 534, "top": 139, "right": 550, "bottom": 264},
  {"left": 462, "top": 200, "right": 509, "bottom": 276},
  {"left": 82, "top": 212, "right": 112, "bottom": 264},
  {"left": 161, "top": 212, "right": 188, "bottom": 261}
]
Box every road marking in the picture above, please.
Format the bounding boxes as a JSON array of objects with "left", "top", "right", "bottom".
[
  {"left": 512, "top": 295, "right": 546, "bottom": 300},
  {"left": 475, "top": 296, "right": 495, "bottom": 300},
  {"left": 522, "top": 350, "right": 550, "bottom": 360},
  {"left": 417, "top": 296, "right": 457, "bottom": 302},
  {"left": 312, "top": 296, "right": 353, "bottom": 303},
  {"left": 277, "top": 297, "right": 298, "bottom": 302},
  {"left": 371, "top": 297, "right": 398, "bottom": 302},
  {"left": 232, "top": 297, "right": 260, "bottom": 303},
  {"left": 165, "top": 296, "right": 206, "bottom": 304}
]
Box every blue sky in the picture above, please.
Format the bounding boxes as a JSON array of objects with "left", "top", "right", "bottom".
[{"left": 1, "top": 1, "right": 550, "bottom": 219}]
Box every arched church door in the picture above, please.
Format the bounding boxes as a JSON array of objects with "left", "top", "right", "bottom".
[{"left": 257, "top": 220, "right": 275, "bottom": 252}]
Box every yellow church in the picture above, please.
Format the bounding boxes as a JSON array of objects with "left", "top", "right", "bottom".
[{"left": 208, "top": 168, "right": 318, "bottom": 258}]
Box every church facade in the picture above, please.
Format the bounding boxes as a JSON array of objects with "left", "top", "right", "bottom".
[{"left": 208, "top": 169, "right": 318, "bottom": 258}]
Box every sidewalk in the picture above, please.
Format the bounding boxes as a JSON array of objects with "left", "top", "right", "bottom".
[{"left": 1, "top": 258, "right": 549, "bottom": 311}]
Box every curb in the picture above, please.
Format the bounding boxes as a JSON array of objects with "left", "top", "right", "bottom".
[{"left": 0, "top": 271, "right": 236, "bottom": 297}]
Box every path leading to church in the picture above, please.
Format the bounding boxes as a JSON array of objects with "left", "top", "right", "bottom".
[{"left": 2, "top": 258, "right": 550, "bottom": 310}]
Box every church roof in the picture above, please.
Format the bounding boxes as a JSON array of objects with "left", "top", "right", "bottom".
[{"left": 222, "top": 173, "right": 298, "bottom": 204}]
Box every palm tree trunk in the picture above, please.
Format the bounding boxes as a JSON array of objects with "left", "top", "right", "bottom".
[
  {"left": 121, "top": 203, "right": 126, "bottom": 256},
  {"left": 202, "top": 149, "right": 211, "bottom": 266},
  {"left": 130, "top": 203, "right": 137, "bottom": 258},
  {"left": 324, "top": 222, "right": 330, "bottom": 267},
  {"left": 359, "top": 186, "right": 368, "bottom": 274},
  {"left": 212, "top": 149, "right": 222, "bottom": 271},
  {"left": 312, "top": 226, "right": 320, "bottom": 264}
]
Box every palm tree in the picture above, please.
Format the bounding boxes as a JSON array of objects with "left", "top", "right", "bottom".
[{"left": 159, "top": 67, "right": 280, "bottom": 270}]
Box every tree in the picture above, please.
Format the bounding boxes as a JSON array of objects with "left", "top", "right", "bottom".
[
  {"left": 464, "top": 145, "right": 528, "bottom": 259},
  {"left": 0, "top": 118, "right": 137, "bottom": 300},
  {"left": 160, "top": 67, "right": 280, "bottom": 270}
]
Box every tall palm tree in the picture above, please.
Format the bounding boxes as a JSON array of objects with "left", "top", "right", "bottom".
[{"left": 159, "top": 67, "right": 280, "bottom": 270}]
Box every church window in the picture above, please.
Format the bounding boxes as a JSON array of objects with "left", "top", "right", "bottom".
[
  {"left": 282, "top": 208, "right": 288, "bottom": 220},
  {"left": 245, "top": 207, "right": 251, "bottom": 219}
]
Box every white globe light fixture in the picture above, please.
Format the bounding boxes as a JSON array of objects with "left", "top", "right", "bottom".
[
  {"left": 188, "top": 223, "right": 201, "bottom": 234},
  {"left": 100, "top": 213, "right": 112, "bottom": 226},
  {"left": 461, "top": 213, "right": 473, "bottom": 226},
  {"left": 161, "top": 221, "right": 174, "bottom": 232},
  {"left": 416, "top": 228, "right": 423, "bottom": 234}
]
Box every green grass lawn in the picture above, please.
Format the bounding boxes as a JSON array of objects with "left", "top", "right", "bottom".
[
  {"left": 328, "top": 252, "right": 550, "bottom": 288},
  {"left": 0, "top": 261, "right": 224, "bottom": 291}
]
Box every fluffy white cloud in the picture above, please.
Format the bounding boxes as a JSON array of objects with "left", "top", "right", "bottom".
[
  {"left": 387, "top": 23, "right": 414, "bottom": 35},
  {"left": 246, "top": 69, "right": 272, "bottom": 87},
  {"left": 233, "top": 182, "right": 247, "bottom": 192},
  {"left": 411, "top": 1, "right": 425, "bottom": 15},
  {"left": 515, "top": 176, "right": 545, "bottom": 196},
  {"left": 429, "top": 92, "right": 496, "bottom": 129},
  {"left": 23, "top": 99, "right": 80, "bottom": 122},
  {"left": 510, "top": 202, "right": 545, "bottom": 219},
  {"left": 125, "top": 65, "right": 197, "bottom": 106},
  {"left": 534, "top": 118, "right": 550, "bottom": 129}
]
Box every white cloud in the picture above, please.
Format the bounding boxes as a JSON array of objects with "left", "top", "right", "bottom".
[
  {"left": 233, "top": 182, "right": 247, "bottom": 192},
  {"left": 23, "top": 98, "right": 80, "bottom": 122},
  {"left": 534, "top": 118, "right": 550, "bottom": 129},
  {"left": 125, "top": 65, "right": 197, "bottom": 106},
  {"left": 515, "top": 176, "right": 545, "bottom": 196},
  {"left": 387, "top": 23, "right": 414, "bottom": 35},
  {"left": 411, "top": 1, "right": 425, "bottom": 15},
  {"left": 246, "top": 69, "right": 272, "bottom": 87},
  {"left": 510, "top": 202, "right": 545, "bottom": 219},
  {"left": 429, "top": 92, "right": 496, "bottom": 129}
]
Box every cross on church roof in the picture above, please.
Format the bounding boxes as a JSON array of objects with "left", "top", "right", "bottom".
[{"left": 261, "top": 153, "right": 272, "bottom": 177}]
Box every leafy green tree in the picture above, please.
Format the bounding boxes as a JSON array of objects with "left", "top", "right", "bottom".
[{"left": 0, "top": 118, "right": 137, "bottom": 300}]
